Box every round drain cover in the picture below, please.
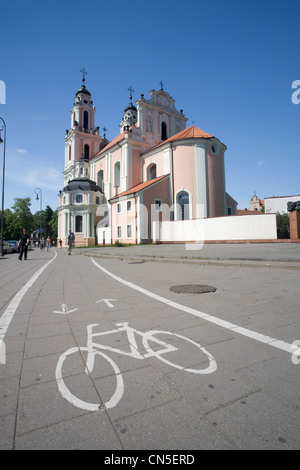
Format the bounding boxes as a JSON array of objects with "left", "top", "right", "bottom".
[{"left": 170, "top": 284, "right": 216, "bottom": 294}]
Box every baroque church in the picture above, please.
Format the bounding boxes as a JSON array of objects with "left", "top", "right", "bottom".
[{"left": 57, "top": 73, "right": 237, "bottom": 246}]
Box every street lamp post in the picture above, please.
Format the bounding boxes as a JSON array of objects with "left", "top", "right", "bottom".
[
  {"left": 34, "top": 188, "right": 42, "bottom": 242},
  {"left": 0, "top": 117, "right": 6, "bottom": 257}
]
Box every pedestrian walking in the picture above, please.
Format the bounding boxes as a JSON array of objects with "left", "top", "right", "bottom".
[
  {"left": 59, "top": 239, "right": 62, "bottom": 249},
  {"left": 40, "top": 237, "right": 45, "bottom": 251},
  {"left": 46, "top": 236, "right": 51, "bottom": 252},
  {"left": 67, "top": 229, "right": 75, "bottom": 255},
  {"left": 18, "top": 228, "right": 29, "bottom": 260}
]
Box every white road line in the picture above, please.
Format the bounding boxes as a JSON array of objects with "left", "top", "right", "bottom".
[
  {"left": 0, "top": 251, "right": 57, "bottom": 364},
  {"left": 91, "top": 258, "right": 297, "bottom": 356}
]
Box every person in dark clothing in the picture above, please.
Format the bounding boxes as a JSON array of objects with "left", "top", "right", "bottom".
[
  {"left": 67, "top": 229, "right": 75, "bottom": 255},
  {"left": 18, "top": 229, "right": 29, "bottom": 260}
]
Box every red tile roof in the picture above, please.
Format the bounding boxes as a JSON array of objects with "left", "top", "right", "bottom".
[
  {"left": 91, "top": 132, "right": 126, "bottom": 160},
  {"left": 91, "top": 125, "right": 214, "bottom": 160},
  {"left": 110, "top": 174, "right": 169, "bottom": 201},
  {"left": 142, "top": 125, "right": 214, "bottom": 155}
]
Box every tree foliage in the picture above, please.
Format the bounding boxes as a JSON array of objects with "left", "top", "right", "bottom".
[
  {"left": 276, "top": 212, "right": 290, "bottom": 239},
  {"left": 1, "top": 197, "right": 58, "bottom": 241}
]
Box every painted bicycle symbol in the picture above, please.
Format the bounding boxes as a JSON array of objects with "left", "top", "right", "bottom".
[{"left": 55, "top": 321, "right": 217, "bottom": 411}]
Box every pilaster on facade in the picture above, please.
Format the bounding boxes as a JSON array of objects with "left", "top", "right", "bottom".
[{"left": 194, "top": 143, "right": 208, "bottom": 218}]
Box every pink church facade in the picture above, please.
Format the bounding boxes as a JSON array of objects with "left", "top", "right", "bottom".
[{"left": 57, "top": 77, "right": 237, "bottom": 246}]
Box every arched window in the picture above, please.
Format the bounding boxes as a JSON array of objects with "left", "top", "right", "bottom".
[
  {"left": 84, "top": 144, "right": 90, "bottom": 159},
  {"left": 114, "top": 162, "right": 120, "bottom": 187},
  {"left": 97, "top": 169, "right": 104, "bottom": 192},
  {"left": 83, "top": 111, "right": 89, "bottom": 129},
  {"left": 75, "top": 215, "right": 83, "bottom": 232},
  {"left": 177, "top": 192, "right": 190, "bottom": 220},
  {"left": 147, "top": 163, "right": 157, "bottom": 181},
  {"left": 161, "top": 121, "right": 167, "bottom": 140}
]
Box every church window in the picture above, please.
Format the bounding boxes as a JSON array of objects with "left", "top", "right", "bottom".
[
  {"left": 147, "top": 163, "right": 157, "bottom": 181},
  {"left": 97, "top": 169, "right": 104, "bottom": 192},
  {"left": 154, "top": 199, "right": 162, "bottom": 211},
  {"left": 117, "top": 226, "right": 122, "bottom": 238},
  {"left": 117, "top": 203, "right": 121, "bottom": 213},
  {"left": 177, "top": 192, "right": 190, "bottom": 220},
  {"left": 69, "top": 146, "right": 71, "bottom": 161},
  {"left": 127, "top": 200, "right": 132, "bottom": 211},
  {"left": 76, "top": 194, "right": 83, "bottom": 203},
  {"left": 211, "top": 145, "right": 216, "bottom": 153},
  {"left": 161, "top": 121, "right": 167, "bottom": 141},
  {"left": 84, "top": 144, "right": 90, "bottom": 159},
  {"left": 83, "top": 110, "right": 89, "bottom": 129},
  {"left": 75, "top": 215, "right": 83, "bottom": 232},
  {"left": 96, "top": 196, "right": 100, "bottom": 204},
  {"left": 114, "top": 161, "right": 120, "bottom": 187},
  {"left": 127, "top": 225, "right": 132, "bottom": 238}
]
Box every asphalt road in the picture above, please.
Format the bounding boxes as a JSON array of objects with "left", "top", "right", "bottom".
[{"left": 0, "top": 244, "right": 300, "bottom": 450}]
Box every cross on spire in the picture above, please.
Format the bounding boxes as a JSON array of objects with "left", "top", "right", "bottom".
[
  {"left": 159, "top": 80, "right": 164, "bottom": 90},
  {"left": 80, "top": 67, "right": 88, "bottom": 84},
  {"left": 128, "top": 86, "right": 134, "bottom": 101}
]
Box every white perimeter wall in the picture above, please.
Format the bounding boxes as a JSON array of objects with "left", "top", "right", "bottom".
[
  {"left": 153, "top": 214, "right": 277, "bottom": 242},
  {"left": 97, "top": 227, "right": 111, "bottom": 244}
]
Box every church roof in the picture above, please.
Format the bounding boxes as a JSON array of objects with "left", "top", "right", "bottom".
[
  {"left": 124, "top": 101, "right": 137, "bottom": 112},
  {"left": 62, "top": 177, "right": 102, "bottom": 193},
  {"left": 109, "top": 174, "right": 169, "bottom": 201},
  {"left": 76, "top": 85, "right": 91, "bottom": 97},
  {"left": 91, "top": 125, "right": 214, "bottom": 161},
  {"left": 92, "top": 131, "right": 126, "bottom": 159},
  {"left": 142, "top": 125, "right": 214, "bottom": 155}
]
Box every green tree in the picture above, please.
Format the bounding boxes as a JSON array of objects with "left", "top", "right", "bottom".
[
  {"left": 44, "top": 205, "right": 53, "bottom": 238},
  {"left": 33, "top": 205, "right": 54, "bottom": 239},
  {"left": 3, "top": 198, "right": 34, "bottom": 240},
  {"left": 49, "top": 209, "right": 58, "bottom": 241},
  {"left": 276, "top": 212, "right": 290, "bottom": 239},
  {"left": 1, "top": 208, "right": 16, "bottom": 239}
]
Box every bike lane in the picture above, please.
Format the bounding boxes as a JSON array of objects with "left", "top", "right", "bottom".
[
  {"left": 4, "top": 250, "right": 232, "bottom": 450},
  {"left": 3, "top": 250, "right": 300, "bottom": 450},
  {"left": 84, "top": 255, "right": 300, "bottom": 450}
]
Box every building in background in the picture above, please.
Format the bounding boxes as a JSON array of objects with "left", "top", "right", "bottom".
[
  {"left": 265, "top": 195, "right": 300, "bottom": 214},
  {"left": 57, "top": 76, "right": 237, "bottom": 245}
]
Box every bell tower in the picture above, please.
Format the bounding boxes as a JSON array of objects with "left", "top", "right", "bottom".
[
  {"left": 63, "top": 69, "right": 101, "bottom": 184},
  {"left": 119, "top": 86, "right": 138, "bottom": 133}
]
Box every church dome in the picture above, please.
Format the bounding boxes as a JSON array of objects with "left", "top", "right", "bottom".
[
  {"left": 62, "top": 177, "right": 102, "bottom": 193},
  {"left": 75, "top": 85, "right": 91, "bottom": 97},
  {"left": 124, "top": 101, "right": 137, "bottom": 113}
]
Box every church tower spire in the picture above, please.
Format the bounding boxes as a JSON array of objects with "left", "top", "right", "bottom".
[
  {"left": 63, "top": 69, "right": 101, "bottom": 184},
  {"left": 119, "top": 86, "right": 137, "bottom": 133}
]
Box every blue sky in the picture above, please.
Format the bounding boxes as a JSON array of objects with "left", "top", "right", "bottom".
[{"left": 0, "top": 0, "right": 299, "bottom": 213}]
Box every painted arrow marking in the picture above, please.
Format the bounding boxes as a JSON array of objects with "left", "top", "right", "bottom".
[
  {"left": 96, "top": 299, "right": 117, "bottom": 308},
  {"left": 53, "top": 304, "right": 78, "bottom": 315}
]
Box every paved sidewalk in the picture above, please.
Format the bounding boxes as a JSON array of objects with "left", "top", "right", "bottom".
[
  {"left": 79, "top": 242, "right": 300, "bottom": 269},
  {"left": 0, "top": 246, "right": 299, "bottom": 450}
]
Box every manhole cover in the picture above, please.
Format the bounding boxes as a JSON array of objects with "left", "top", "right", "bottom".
[{"left": 170, "top": 284, "right": 217, "bottom": 294}]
